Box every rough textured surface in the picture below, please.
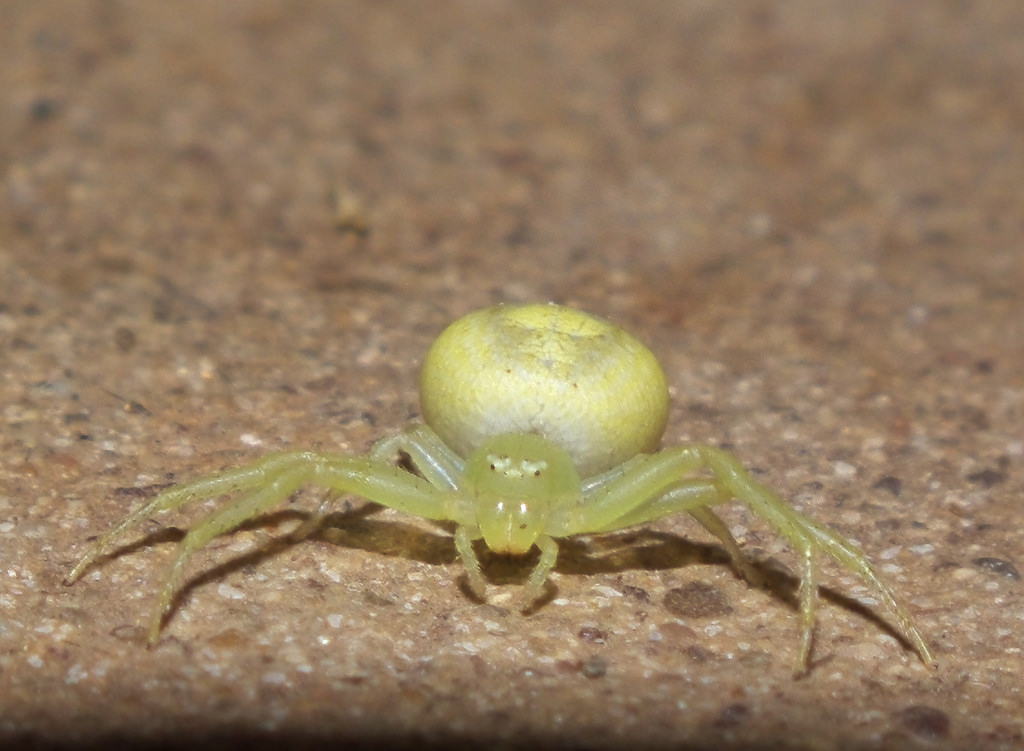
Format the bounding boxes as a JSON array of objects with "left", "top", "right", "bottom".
[{"left": 2, "top": 2, "right": 1023, "bottom": 749}]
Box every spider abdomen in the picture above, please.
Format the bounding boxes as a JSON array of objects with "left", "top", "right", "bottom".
[{"left": 419, "top": 303, "right": 669, "bottom": 476}]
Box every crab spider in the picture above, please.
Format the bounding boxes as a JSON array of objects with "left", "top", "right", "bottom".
[{"left": 67, "top": 303, "right": 933, "bottom": 672}]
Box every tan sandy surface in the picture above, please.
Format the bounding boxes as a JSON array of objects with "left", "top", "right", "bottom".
[{"left": 2, "top": 2, "right": 1023, "bottom": 749}]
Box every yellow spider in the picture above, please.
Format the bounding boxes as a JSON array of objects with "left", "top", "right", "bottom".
[{"left": 67, "top": 303, "right": 933, "bottom": 673}]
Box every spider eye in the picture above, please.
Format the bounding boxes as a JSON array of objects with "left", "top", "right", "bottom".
[{"left": 485, "top": 454, "right": 548, "bottom": 479}]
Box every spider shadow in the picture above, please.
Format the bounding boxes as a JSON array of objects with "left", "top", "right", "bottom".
[
  {"left": 94, "top": 504, "right": 914, "bottom": 656},
  {"left": 318, "top": 519, "right": 912, "bottom": 659},
  {"left": 130, "top": 503, "right": 460, "bottom": 635},
  {"left": 556, "top": 528, "right": 919, "bottom": 662}
]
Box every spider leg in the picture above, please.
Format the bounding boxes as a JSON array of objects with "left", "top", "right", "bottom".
[
  {"left": 694, "top": 445, "right": 934, "bottom": 671},
  {"left": 148, "top": 463, "right": 312, "bottom": 642},
  {"left": 370, "top": 424, "right": 464, "bottom": 491},
  {"left": 583, "top": 478, "right": 762, "bottom": 586},
  {"left": 559, "top": 446, "right": 932, "bottom": 670},
  {"left": 69, "top": 448, "right": 458, "bottom": 585},
  {"left": 69, "top": 450, "right": 452, "bottom": 642},
  {"left": 287, "top": 494, "right": 334, "bottom": 543},
  {"left": 554, "top": 445, "right": 727, "bottom": 546},
  {"left": 454, "top": 525, "right": 560, "bottom": 610},
  {"left": 688, "top": 506, "right": 764, "bottom": 587},
  {"left": 143, "top": 454, "right": 447, "bottom": 642},
  {"left": 66, "top": 451, "right": 323, "bottom": 583},
  {"left": 518, "top": 534, "right": 560, "bottom": 609},
  {"left": 586, "top": 479, "right": 724, "bottom": 532},
  {"left": 453, "top": 525, "right": 487, "bottom": 599},
  {"left": 292, "top": 426, "right": 463, "bottom": 545}
]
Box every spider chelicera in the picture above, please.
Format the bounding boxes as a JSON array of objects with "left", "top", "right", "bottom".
[{"left": 67, "top": 303, "right": 933, "bottom": 672}]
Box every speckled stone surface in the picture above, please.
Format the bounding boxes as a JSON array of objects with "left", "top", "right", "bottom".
[{"left": 2, "top": 2, "right": 1023, "bottom": 749}]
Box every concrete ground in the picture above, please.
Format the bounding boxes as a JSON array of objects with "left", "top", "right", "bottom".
[{"left": 2, "top": 2, "right": 1023, "bottom": 749}]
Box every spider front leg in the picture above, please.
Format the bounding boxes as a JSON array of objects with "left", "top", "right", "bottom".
[
  {"left": 693, "top": 445, "right": 933, "bottom": 669},
  {"left": 558, "top": 446, "right": 933, "bottom": 672},
  {"left": 581, "top": 474, "right": 762, "bottom": 586},
  {"left": 67, "top": 451, "right": 445, "bottom": 643},
  {"left": 559, "top": 453, "right": 760, "bottom": 584},
  {"left": 66, "top": 452, "right": 320, "bottom": 584},
  {"left": 145, "top": 460, "right": 314, "bottom": 641}
]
